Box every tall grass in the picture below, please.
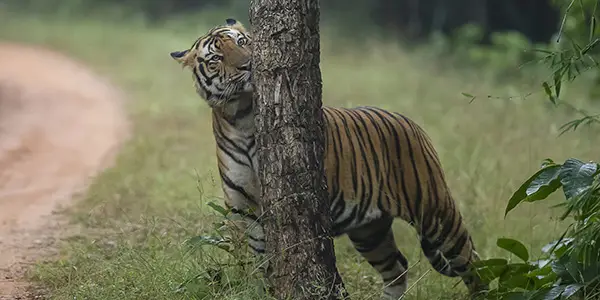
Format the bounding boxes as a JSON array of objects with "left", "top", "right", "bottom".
[{"left": 2, "top": 10, "right": 599, "bottom": 300}]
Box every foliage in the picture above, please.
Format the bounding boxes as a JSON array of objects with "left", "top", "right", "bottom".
[
  {"left": 538, "top": 0, "right": 600, "bottom": 132},
  {"left": 428, "top": 24, "right": 549, "bottom": 80},
  {"left": 3, "top": 0, "right": 560, "bottom": 44},
  {"left": 549, "top": 0, "right": 600, "bottom": 101},
  {"left": 551, "top": 0, "right": 600, "bottom": 53},
  {"left": 179, "top": 201, "right": 275, "bottom": 298},
  {"left": 472, "top": 2, "right": 600, "bottom": 299},
  {"left": 474, "top": 158, "right": 600, "bottom": 299}
]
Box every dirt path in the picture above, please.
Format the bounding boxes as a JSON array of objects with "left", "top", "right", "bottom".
[{"left": 0, "top": 42, "right": 130, "bottom": 299}]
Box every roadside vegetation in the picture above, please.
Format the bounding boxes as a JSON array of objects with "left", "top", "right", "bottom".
[{"left": 1, "top": 1, "right": 599, "bottom": 298}]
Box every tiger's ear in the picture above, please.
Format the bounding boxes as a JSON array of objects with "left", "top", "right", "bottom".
[
  {"left": 225, "top": 18, "right": 248, "bottom": 33},
  {"left": 170, "top": 49, "right": 189, "bottom": 62},
  {"left": 169, "top": 49, "right": 193, "bottom": 67}
]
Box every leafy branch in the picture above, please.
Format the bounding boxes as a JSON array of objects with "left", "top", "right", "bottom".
[{"left": 475, "top": 158, "right": 600, "bottom": 300}]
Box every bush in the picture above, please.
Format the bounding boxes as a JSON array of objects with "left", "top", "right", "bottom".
[
  {"left": 475, "top": 158, "right": 600, "bottom": 299},
  {"left": 472, "top": 2, "right": 600, "bottom": 299}
]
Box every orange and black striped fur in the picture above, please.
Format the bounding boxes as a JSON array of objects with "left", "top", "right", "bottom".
[{"left": 170, "top": 18, "right": 487, "bottom": 299}]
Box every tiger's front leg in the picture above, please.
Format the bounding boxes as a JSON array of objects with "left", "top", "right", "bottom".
[
  {"left": 219, "top": 169, "right": 270, "bottom": 275},
  {"left": 226, "top": 202, "right": 265, "bottom": 255}
]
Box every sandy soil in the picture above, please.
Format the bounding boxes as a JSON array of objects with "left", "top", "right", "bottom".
[{"left": 0, "top": 42, "right": 130, "bottom": 299}]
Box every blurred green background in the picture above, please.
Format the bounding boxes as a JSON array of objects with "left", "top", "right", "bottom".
[{"left": 1, "top": 0, "right": 599, "bottom": 299}]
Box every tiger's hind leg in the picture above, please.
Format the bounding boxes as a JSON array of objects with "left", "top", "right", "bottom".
[
  {"left": 418, "top": 211, "right": 488, "bottom": 299},
  {"left": 348, "top": 217, "right": 409, "bottom": 300}
]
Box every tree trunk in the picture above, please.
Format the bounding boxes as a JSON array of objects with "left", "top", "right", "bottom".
[{"left": 249, "top": 0, "right": 348, "bottom": 299}]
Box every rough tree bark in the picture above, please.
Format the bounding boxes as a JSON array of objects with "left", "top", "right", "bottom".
[{"left": 249, "top": 0, "right": 347, "bottom": 299}]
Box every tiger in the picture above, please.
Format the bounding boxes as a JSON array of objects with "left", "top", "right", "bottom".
[{"left": 169, "top": 18, "right": 488, "bottom": 300}]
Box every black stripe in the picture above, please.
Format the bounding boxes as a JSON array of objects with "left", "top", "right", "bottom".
[
  {"left": 344, "top": 111, "right": 373, "bottom": 224},
  {"left": 220, "top": 172, "right": 258, "bottom": 205},
  {"left": 215, "top": 127, "right": 249, "bottom": 154},
  {"left": 198, "top": 64, "right": 213, "bottom": 85},
  {"left": 248, "top": 243, "right": 265, "bottom": 254},
  {"left": 444, "top": 230, "right": 469, "bottom": 260},
  {"left": 201, "top": 35, "right": 213, "bottom": 48},
  {"left": 391, "top": 114, "right": 418, "bottom": 224},
  {"left": 358, "top": 108, "right": 390, "bottom": 212},
  {"left": 247, "top": 234, "right": 265, "bottom": 243},
  {"left": 349, "top": 228, "right": 390, "bottom": 253},
  {"left": 382, "top": 273, "right": 406, "bottom": 284},
  {"left": 216, "top": 141, "right": 250, "bottom": 167},
  {"left": 399, "top": 116, "right": 425, "bottom": 224},
  {"left": 233, "top": 102, "right": 254, "bottom": 119},
  {"left": 369, "top": 108, "right": 404, "bottom": 216},
  {"left": 324, "top": 109, "right": 341, "bottom": 198},
  {"left": 333, "top": 205, "right": 357, "bottom": 233},
  {"left": 331, "top": 191, "right": 345, "bottom": 218},
  {"left": 415, "top": 130, "right": 445, "bottom": 212},
  {"left": 230, "top": 207, "right": 259, "bottom": 222},
  {"left": 421, "top": 236, "right": 439, "bottom": 257},
  {"left": 354, "top": 110, "right": 385, "bottom": 217},
  {"left": 331, "top": 109, "right": 359, "bottom": 192}
]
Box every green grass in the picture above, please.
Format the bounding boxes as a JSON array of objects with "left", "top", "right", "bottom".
[{"left": 2, "top": 11, "right": 599, "bottom": 300}]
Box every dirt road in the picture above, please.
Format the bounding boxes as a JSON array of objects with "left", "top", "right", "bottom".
[{"left": 0, "top": 42, "right": 130, "bottom": 298}]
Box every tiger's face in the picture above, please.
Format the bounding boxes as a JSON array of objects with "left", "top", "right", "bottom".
[{"left": 170, "top": 18, "right": 253, "bottom": 107}]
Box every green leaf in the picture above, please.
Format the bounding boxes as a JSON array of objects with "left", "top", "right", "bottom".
[
  {"left": 542, "top": 285, "right": 566, "bottom": 300},
  {"left": 497, "top": 263, "right": 538, "bottom": 290},
  {"left": 505, "top": 165, "right": 562, "bottom": 217},
  {"left": 559, "top": 158, "right": 599, "bottom": 200},
  {"left": 581, "top": 259, "right": 600, "bottom": 282},
  {"left": 551, "top": 260, "right": 574, "bottom": 282},
  {"left": 524, "top": 166, "right": 562, "bottom": 200},
  {"left": 472, "top": 258, "right": 508, "bottom": 268},
  {"left": 484, "top": 290, "right": 526, "bottom": 300},
  {"left": 461, "top": 92, "right": 476, "bottom": 103},
  {"left": 581, "top": 38, "right": 600, "bottom": 55},
  {"left": 542, "top": 81, "right": 556, "bottom": 104},
  {"left": 530, "top": 259, "right": 551, "bottom": 269},
  {"left": 529, "top": 267, "right": 557, "bottom": 289},
  {"left": 503, "top": 292, "right": 530, "bottom": 300},
  {"left": 541, "top": 236, "right": 573, "bottom": 257},
  {"left": 563, "top": 257, "right": 582, "bottom": 284},
  {"left": 207, "top": 201, "right": 230, "bottom": 216},
  {"left": 505, "top": 262, "right": 536, "bottom": 274},
  {"left": 561, "top": 284, "right": 583, "bottom": 298},
  {"left": 185, "top": 235, "right": 233, "bottom": 253},
  {"left": 472, "top": 258, "right": 508, "bottom": 283},
  {"left": 553, "top": 72, "right": 562, "bottom": 100},
  {"left": 497, "top": 238, "right": 530, "bottom": 262},
  {"left": 541, "top": 158, "right": 555, "bottom": 168},
  {"left": 558, "top": 114, "right": 600, "bottom": 136},
  {"left": 500, "top": 274, "right": 535, "bottom": 291}
]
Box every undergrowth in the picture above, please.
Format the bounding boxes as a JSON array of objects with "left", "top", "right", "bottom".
[{"left": 1, "top": 5, "right": 599, "bottom": 300}]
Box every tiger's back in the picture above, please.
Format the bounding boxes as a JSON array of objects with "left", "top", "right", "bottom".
[{"left": 323, "top": 106, "right": 455, "bottom": 230}]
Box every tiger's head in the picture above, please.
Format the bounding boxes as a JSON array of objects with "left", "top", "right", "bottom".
[{"left": 170, "top": 18, "right": 252, "bottom": 108}]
